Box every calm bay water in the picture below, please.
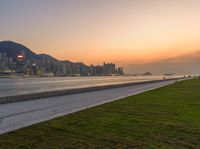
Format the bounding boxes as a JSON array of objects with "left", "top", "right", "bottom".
[{"left": 0, "top": 75, "right": 181, "bottom": 97}]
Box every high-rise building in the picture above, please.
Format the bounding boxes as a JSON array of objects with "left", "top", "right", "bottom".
[
  {"left": 16, "top": 50, "right": 26, "bottom": 74},
  {"left": 103, "top": 62, "right": 116, "bottom": 75}
]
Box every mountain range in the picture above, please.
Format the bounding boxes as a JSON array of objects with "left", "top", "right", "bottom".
[
  {"left": 0, "top": 41, "right": 84, "bottom": 76},
  {"left": 0, "top": 41, "right": 70, "bottom": 64},
  {"left": 0, "top": 41, "right": 39, "bottom": 60}
]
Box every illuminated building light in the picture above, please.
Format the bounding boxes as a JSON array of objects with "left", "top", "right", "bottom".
[{"left": 17, "top": 55, "right": 24, "bottom": 58}]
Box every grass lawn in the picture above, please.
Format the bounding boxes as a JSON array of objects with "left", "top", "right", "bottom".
[{"left": 0, "top": 79, "right": 200, "bottom": 149}]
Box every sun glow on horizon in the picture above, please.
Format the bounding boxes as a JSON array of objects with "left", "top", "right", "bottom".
[{"left": 1, "top": 0, "right": 200, "bottom": 66}]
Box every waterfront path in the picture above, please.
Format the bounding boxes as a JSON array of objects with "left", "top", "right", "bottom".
[
  {"left": 0, "top": 76, "right": 177, "bottom": 97},
  {"left": 0, "top": 79, "right": 179, "bottom": 135}
]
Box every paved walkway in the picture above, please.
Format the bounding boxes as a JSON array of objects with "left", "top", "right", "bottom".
[
  {"left": 0, "top": 80, "right": 177, "bottom": 135},
  {"left": 0, "top": 76, "right": 168, "bottom": 97}
]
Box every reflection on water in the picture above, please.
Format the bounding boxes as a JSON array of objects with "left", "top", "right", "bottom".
[{"left": 0, "top": 75, "right": 182, "bottom": 97}]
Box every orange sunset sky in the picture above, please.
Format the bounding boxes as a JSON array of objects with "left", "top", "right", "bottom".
[{"left": 1, "top": 0, "right": 200, "bottom": 66}]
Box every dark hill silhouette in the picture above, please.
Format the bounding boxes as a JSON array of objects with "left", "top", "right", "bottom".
[
  {"left": 38, "top": 54, "right": 58, "bottom": 62},
  {"left": 0, "top": 41, "right": 74, "bottom": 65},
  {"left": 0, "top": 40, "right": 77, "bottom": 70},
  {"left": 0, "top": 41, "right": 38, "bottom": 60}
]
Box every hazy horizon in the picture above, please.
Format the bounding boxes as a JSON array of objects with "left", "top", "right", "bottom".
[{"left": 1, "top": 0, "right": 200, "bottom": 73}]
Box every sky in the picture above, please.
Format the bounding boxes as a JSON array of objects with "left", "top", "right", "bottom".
[{"left": 1, "top": 0, "right": 200, "bottom": 66}]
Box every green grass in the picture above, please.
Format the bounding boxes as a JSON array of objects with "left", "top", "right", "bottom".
[{"left": 1, "top": 79, "right": 200, "bottom": 149}]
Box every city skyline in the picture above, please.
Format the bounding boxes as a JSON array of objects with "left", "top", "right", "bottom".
[
  {"left": 1, "top": 0, "right": 200, "bottom": 68},
  {"left": 0, "top": 40, "right": 124, "bottom": 77}
]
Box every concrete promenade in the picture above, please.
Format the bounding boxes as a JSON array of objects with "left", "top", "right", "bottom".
[
  {"left": 0, "top": 79, "right": 179, "bottom": 135},
  {"left": 0, "top": 76, "right": 177, "bottom": 98}
]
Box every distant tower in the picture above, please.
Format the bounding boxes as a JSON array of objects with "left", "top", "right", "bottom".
[{"left": 16, "top": 50, "right": 26, "bottom": 74}]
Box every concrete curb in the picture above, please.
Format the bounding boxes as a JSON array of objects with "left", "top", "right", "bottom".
[{"left": 0, "top": 78, "right": 180, "bottom": 104}]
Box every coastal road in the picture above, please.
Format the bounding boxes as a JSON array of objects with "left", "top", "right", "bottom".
[
  {"left": 0, "top": 79, "right": 179, "bottom": 135},
  {"left": 0, "top": 76, "right": 178, "bottom": 97}
]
